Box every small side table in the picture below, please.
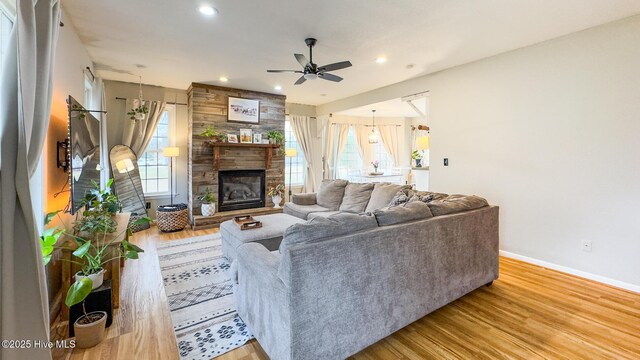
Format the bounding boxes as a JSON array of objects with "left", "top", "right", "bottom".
[{"left": 60, "top": 212, "right": 130, "bottom": 321}]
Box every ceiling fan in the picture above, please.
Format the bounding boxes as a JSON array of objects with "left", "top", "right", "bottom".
[{"left": 267, "top": 38, "right": 352, "bottom": 85}]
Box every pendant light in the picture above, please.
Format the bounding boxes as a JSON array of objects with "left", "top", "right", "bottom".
[{"left": 368, "top": 109, "right": 379, "bottom": 144}]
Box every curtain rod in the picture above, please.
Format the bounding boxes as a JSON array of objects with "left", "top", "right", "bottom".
[
  {"left": 115, "top": 97, "right": 187, "bottom": 106},
  {"left": 331, "top": 123, "right": 401, "bottom": 127},
  {"left": 285, "top": 114, "right": 316, "bottom": 119}
]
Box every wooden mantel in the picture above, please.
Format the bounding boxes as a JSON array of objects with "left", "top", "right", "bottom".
[{"left": 212, "top": 142, "right": 280, "bottom": 171}]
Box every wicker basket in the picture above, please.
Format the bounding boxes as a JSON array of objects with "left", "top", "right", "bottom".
[
  {"left": 129, "top": 213, "right": 150, "bottom": 233},
  {"left": 157, "top": 204, "right": 189, "bottom": 232}
]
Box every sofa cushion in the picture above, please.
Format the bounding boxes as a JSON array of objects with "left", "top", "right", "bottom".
[
  {"left": 291, "top": 193, "right": 317, "bottom": 205},
  {"left": 283, "top": 202, "right": 332, "bottom": 220},
  {"left": 427, "top": 194, "right": 489, "bottom": 216},
  {"left": 307, "top": 211, "right": 341, "bottom": 221},
  {"left": 280, "top": 213, "right": 378, "bottom": 254},
  {"left": 316, "top": 179, "right": 349, "bottom": 210},
  {"left": 373, "top": 201, "right": 433, "bottom": 226},
  {"left": 339, "top": 183, "right": 375, "bottom": 213},
  {"left": 364, "top": 183, "right": 411, "bottom": 212}
]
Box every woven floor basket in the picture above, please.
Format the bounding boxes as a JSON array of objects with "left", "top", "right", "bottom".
[
  {"left": 129, "top": 213, "right": 151, "bottom": 233},
  {"left": 157, "top": 204, "right": 189, "bottom": 232}
]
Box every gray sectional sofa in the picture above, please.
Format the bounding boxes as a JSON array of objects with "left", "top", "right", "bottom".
[{"left": 232, "top": 180, "right": 499, "bottom": 360}]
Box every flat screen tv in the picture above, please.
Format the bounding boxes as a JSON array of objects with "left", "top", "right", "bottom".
[{"left": 68, "top": 96, "right": 101, "bottom": 214}]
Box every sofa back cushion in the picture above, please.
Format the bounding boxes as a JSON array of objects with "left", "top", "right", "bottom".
[
  {"left": 339, "top": 183, "right": 375, "bottom": 213},
  {"left": 364, "top": 183, "right": 411, "bottom": 213},
  {"left": 427, "top": 194, "right": 489, "bottom": 216},
  {"left": 280, "top": 213, "right": 378, "bottom": 254},
  {"left": 316, "top": 179, "right": 349, "bottom": 210},
  {"left": 373, "top": 201, "right": 433, "bottom": 226}
]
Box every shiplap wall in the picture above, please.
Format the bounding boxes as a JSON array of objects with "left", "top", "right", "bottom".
[{"left": 187, "top": 83, "right": 286, "bottom": 217}]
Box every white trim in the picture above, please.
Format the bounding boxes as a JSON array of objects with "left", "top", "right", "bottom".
[
  {"left": 499, "top": 250, "right": 640, "bottom": 294},
  {"left": 0, "top": 0, "right": 15, "bottom": 18}
]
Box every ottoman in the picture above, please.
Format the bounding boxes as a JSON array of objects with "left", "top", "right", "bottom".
[{"left": 220, "top": 213, "right": 305, "bottom": 262}]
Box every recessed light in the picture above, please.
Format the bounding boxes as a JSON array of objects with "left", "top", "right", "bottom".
[
  {"left": 198, "top": 5, "right": 218, "bottom": 16},
  {"left": 274, "top": 85, "right": 282, "bottom": 91},
  {"left": 375, "top": 56, "right": 387, "bottom": 64},
  {"left": 219, "top": 76, "right": 228, "bottom": 82}
]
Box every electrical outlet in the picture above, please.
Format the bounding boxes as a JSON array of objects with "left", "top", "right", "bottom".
[
  {"left": 146, "top": 202, "right": 151, "bottom": 209},
  {"left": 444, "top": 158, "right": 449, "bottom": 166},
  {"left": 581, "top": 240, "right": 592, "bottom": 252}
]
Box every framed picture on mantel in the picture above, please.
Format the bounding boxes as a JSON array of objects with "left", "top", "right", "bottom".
[{"left": 228, "top": 97, "right": 260, "bottom": 124}]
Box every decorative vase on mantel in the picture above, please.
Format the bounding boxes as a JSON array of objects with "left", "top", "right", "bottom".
[{"left": 272, "top": 195, "right": 282, "bottom": 209}]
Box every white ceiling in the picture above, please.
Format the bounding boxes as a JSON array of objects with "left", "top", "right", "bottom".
[
  {"left": 337, "top": 97, "right": 427, "bottom": 118},
  {"left": 62, "top": 0, "right": 640, "bottom": 105}
]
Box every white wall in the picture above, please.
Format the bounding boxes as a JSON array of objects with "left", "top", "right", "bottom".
[
  {"left": 317, "top": 15, "right": 640, "bottom": 289},
  {"left": 103, "top": 80, "right": 189, "bottom": 215}
]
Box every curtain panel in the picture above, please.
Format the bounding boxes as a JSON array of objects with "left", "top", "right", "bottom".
[
  {"left": 378, "top": 125, "right": 401, "bottom": 167},
  {"left": 323, "top": 123, "right": 349, "bottom": 179},
  {"left": 121, "top": 99, "right": 167, "bottom": 156},
  {"left": 0, "top": 0, "right": 61, "bottom": 358},
  {"left": 290, "top": 115, "right": 317, "bottom": 192}
]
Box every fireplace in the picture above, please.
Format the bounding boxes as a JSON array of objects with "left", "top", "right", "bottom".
[{"left": 218, "top": 170, "right": 266, "bottom": 212}]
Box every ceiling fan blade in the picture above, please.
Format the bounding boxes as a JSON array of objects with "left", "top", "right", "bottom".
[
  {"left": 318, "top": 60, "right": 352, "bottom": 72},
  {"left": 294, "top": 53, "right": 309, "bottom": 68},
  {"left": 267, "top": 69, "right": 303, "bottom": 73},
  {"left": 294, "top": 75, "right": 307, "bottom": 85},
  {"left": 319, "top": 72, "right": 343, "bottom": 82}
]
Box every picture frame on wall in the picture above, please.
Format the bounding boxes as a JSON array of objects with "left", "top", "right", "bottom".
[
  {"left": 253, "top": 133, "right": 262, "bottom": 144},
  {"left": 228, "top": 97, "right": 260, "bottom": 124},
  {"left": 227, "top": 134, "right": 238, "bottom": 143},
  {"left": 240, "top": 129, "right": 253, "bottom": 143}
]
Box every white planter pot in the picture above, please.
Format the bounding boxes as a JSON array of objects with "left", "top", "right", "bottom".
[
  {"left": 75, "top": 268, "right": 105, "bottom": 290},
  {"left": 201, "top": 203, "right": 216, "bottom": 216},
  {"left": 272, "top": 195, "right": 282, "bottom": 208}
]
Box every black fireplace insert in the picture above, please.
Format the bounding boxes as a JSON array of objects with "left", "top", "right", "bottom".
[{"left": 218, "top": 170, "right": 266, "bottom": 212}]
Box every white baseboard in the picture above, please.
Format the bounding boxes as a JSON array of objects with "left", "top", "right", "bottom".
[{"left": 499, "top": 250, "right": 640, "bottom": 294}]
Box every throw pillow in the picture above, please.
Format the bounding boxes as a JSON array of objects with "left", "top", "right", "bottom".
[
  {"left": 387, "top": 189, "right": 411, "bottom": 207},
  {"left": 316, "top": 179, "right": 349, "bottom": 210},
  {"left": 339, "top": 183, "right": 375, "bottom": 213},
  {"left": 364, "top": 183, "right": 412, "bottom": 213},
  {"left": 427, "top": 194, "right": 489, "bottom": 216},
  {"left": 373, "top": 201, "right": 433, "bottom": 226},
  {"left": 280, "top": 213, "right": 378, "bottom": 254}
]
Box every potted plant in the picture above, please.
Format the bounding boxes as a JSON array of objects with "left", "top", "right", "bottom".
[
  {"left": 200, "top": 125, "right": 227, "bottom": 143},
  {"left": 412, "top": 150, "right": 423, "bottom": 168},
  {"left": 267, "top": 184, "right": 285, "bottom": 208},
  {"left": 127, "top": 104, "right": 148, "bottom": 121},
  {"left": 40, "top": 179, "right": 150, "bottom": 348},
  {"left": 266, "top": 130, "right": 284, "bottom": 145},
  {"left": 371, "top": 160, "right": 380, "bottom": 174},
  {"left": 197, "top": 188, "right": 216, "bottom": 216}
]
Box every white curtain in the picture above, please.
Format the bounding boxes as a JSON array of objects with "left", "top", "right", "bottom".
[
  {"left": 121, "top": 99, "right": 167, "bottom": 156},
  {"left": 353, "top": 125, "right": 376, "bottom": 168},
  {"left": 323, "top": 123, "right": 349, "bottom": 179},
  {"left": 290, "top": 115, "right": 316, "bottom": 192},
  {"left": 378, "top": 125, "right": 401, "bottom": 167},
  {"left": 0, "top": 0, "right": 61, "bottom": 359}
]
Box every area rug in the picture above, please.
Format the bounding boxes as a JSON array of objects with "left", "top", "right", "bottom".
[{"left": 157, "top": 234, "right": 253, "bottom": 359}]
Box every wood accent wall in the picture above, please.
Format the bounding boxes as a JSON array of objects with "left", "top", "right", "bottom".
[{"left": 187, "top": 83, "right": 286, "bottom": 218}]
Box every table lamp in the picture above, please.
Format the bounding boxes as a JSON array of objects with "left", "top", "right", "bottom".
[
  {"left": 417, "top": 136, "right": 430, "bottom": 150},
  {"left": 162, "top": 147, "right": 180, "bottom": 205}
]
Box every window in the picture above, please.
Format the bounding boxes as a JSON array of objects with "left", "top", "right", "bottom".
[
  {"left": 336, "top": 127, "right": 362, "bottom": 180},
  {"left": 139, "top": 106, "right": 175, "bottom": 196},
  {"left": 0, "top": 3, "right": 14, "bottom": 72},
  {"left": 371, "top": 139, "right": 394, "bottom": 170},
  {"left": 284, "top": 120, "right": 305, "bottom": 186}
]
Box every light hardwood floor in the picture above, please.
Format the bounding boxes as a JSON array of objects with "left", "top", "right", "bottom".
[{"left": 53, "top": 226, "right": 640, "bottom": 360}]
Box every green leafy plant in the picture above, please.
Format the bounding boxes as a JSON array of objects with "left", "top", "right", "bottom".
[
  {"left": 200, "top": 125, "right": 227, "bottom": 143},
  {"left": 40, "top": 179, "right": 151, "bottom": 313},
  {"left": 267, "top": 184, "right": 285, "bottom": 198},
  {"left": 197, "top": 188, "right": 216, "bottom": 204},
  {"left": 127, "top": 105, "right": 149, "bottom": 121},
  {"left": 411, "top": 150, "right": 423, "bottom": 160},
  {"left": 266, "top": 130, "right": 285, "bottom": 145}
]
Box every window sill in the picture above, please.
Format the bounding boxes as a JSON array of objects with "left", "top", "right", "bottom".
[{"left": 143, "top": 193, "right": 172, "bottom": 200}]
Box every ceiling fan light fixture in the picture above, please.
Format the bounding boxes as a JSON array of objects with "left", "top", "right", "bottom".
[{"left": 303, "top": 73, "right": 318, "bottom": 80}]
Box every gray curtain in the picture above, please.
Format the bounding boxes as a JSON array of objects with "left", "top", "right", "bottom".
[
  {"left": 0, "top": 0, "right": 61, "bottom": 359},
  {"left": 323, "top": 123, "right": 349, "bottom": 179},
  {"left": 290, "top": 115, "right": 316, "bottom": 192},
  {"left": 378, "top": 125, "right": 401, "bottom": 167},
  {"left": 122, "top": 98, "right": 166, "bottom": 156}
]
